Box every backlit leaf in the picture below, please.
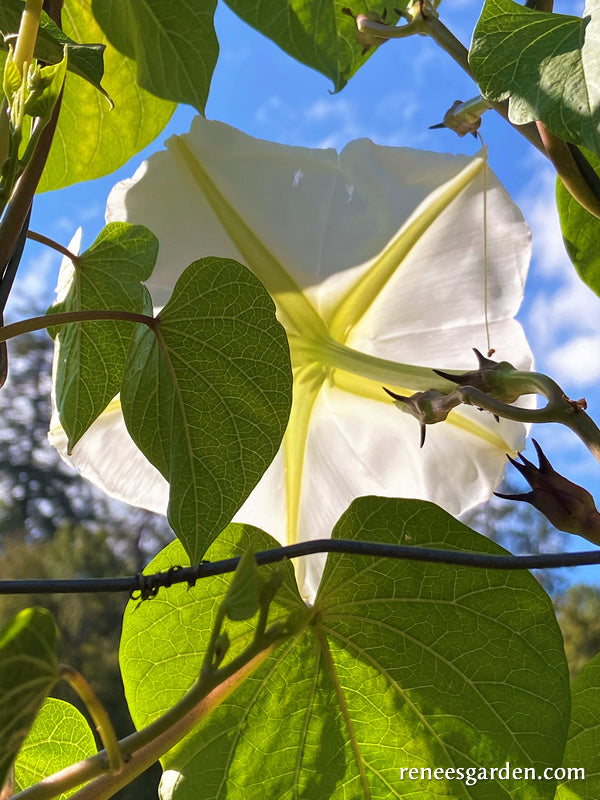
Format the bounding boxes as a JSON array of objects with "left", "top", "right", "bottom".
[
  {"left": 224, "top": 0, "right": 399, "bottom": 92},
  {"left": 470, "top": 0, "right": 600, "bottom": 156},
  {"left": 37, "top": 0, "right": 175, "bottom": 191},
  {"left": 50, "top": 223, "right": 158, "bottom": 450},
  {"left": 121, "top": 256, "right": 292, "bottom": 561},
  {"left": 0, "top": 608, "right": 59, "bottom": 787},
  {"left": 14, "top": 698, "right": 96, "bottom": 800},
  {"left": 555, "top": 652, "right": 600, "bottom": 799},
  {"left": 91, "top": 0, "right": 218, "bottom": 112},
  {"left": 121, "top": 499, "right": 569, "bottom": 799}
]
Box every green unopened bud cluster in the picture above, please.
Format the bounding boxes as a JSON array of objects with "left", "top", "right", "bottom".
[
  {"left": 0, "top": 0, "right": 67, "bottom": 211},
  {"left": 385, "top": 348, "right": 600, "bottom": 468},
  {"left": 385, "top": 348, "right": 529, "bottom": 446},
  {"left": 386, "top": 349, "right": 600, "bottom": 541}
]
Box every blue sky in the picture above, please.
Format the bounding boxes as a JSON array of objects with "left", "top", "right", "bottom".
[{"left": 13, "top": 0, "right": 600, "bottom": 579}]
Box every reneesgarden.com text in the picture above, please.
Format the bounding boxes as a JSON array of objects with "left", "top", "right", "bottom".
[{"left": 399, "top": 764, "right": 584, "bottom": 787}]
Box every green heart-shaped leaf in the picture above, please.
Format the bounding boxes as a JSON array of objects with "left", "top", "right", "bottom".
[
  {"left": 14, "top": 698, "right": 96, "bottom": 797},
  {"left": 224, "top": 0, "right": 396, "bottom": 92},
  {"left": 91, "top": 0, "right": 218, "bottom": 112},
  {"left": 470, "top": 0, "right": 600, "bottom": 156},
  {"left": 121, "top": 256, "right": 292, "bottom": 561},
  {"left": 555, "top": 651, "right": 600, "bottom": 799},
  {"left": 121, "top": 498, "right": 569, "bottom": 799},
  {"left": 50, "top": 222, "right": 158, "bottom": 450},
  {"left": 0, "top": 607, "right": 60, "bottom": 786},
  {"left": 36, "top": 0, "right": 175, "bottom": 191}
]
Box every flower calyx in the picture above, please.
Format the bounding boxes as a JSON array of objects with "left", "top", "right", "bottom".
[
  {"left": 434, "top": 348, "right": 524, "bottom": 404},
  {"left": 383, "top": 386, "right": 460, "bottom": 447},
  {"left": 384, "top": 349, "right": 528, "bottom": 446},
  {"left": 342, "top": 7, "right": 403, "bottom": 53},
  {"left": 429, "top": 97, "right": 493, "bottom": 138},
  {"left": 403, "top": 0, "right": 440, "bottom": 24},
  {"left": 496, "top": 439, "right": 600, "bottom": 544}
]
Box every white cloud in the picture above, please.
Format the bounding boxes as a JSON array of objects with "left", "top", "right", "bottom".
[
  {"left": 6, "top": 247, "right": 60, "bottom": 319},
  {"left": 304, "top": 97, "right": 362, "bottom": 149},
  {"left": 518, "top": 161, "right": 571, "bottom": 279},
  {"left": 527, "top": 273, "right": 600, "bottom": 368},
  {"left": 518, "top": 159, "right": 600, "bottom": 390},
  {"left": 253, "top": 95, "right": 286, "bottom": 126},
  {"left": 55, "top": 215, "right": 80, "bottom": 234},
  {"left": 252, "top": 92, "right": 423, "bottom": 151},
  {"left": 547, "top": 334, "right": 600, "bottom": 387},
  {"left": 305, "top": 97, "right": 353, "bottom": 121}
]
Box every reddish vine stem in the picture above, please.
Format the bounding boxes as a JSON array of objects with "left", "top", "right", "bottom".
[
  {"left": 27, "top": 229, "right": 81, "bottom": 262},
  {"left": 0, "top": 309, "right": 157, "bottom": 344}
]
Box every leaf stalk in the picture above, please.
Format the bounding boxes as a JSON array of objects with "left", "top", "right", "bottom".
[
  {"left": 0, "top": 309, "right": 157, "bottom": 343},
  {"left": 59, "top": 666, "right": 122, "bottom": 773},
  {"left": 536, "top": 122, "right": 600, "bottom": 220},
  {"left": 26, "top": 229, "right": 81, "bottom": 263},
  {"left": 13, "top": 620, "right": 298, "bottom": 800},
  {"left": 354, "top": 2, "right": 547, "bottom": 153}
]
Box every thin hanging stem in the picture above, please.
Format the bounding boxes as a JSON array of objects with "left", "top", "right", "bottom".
[{"left": 478, "top": 135, "right": 492, "bottom": 356}]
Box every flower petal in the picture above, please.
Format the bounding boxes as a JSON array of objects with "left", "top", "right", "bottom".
[
  {"left": 237, "top": 370, "right": 529, "bottom": 603},
  {"left": 107, "top": 119, "right": 488, "bottom": 316},
  {"left": 342, "top": 161, "right": 530, "bottom": 360},
  {"left": 48, "top": 396, "right": 169, "bottom": 514},
  {"left": 50, "top": 118, "right": 534, "bottom": 602}
]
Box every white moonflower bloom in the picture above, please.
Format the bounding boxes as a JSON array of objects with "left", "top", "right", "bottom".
[{"left": 50, "top": 118, "right": 532, "bottom": 602}]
